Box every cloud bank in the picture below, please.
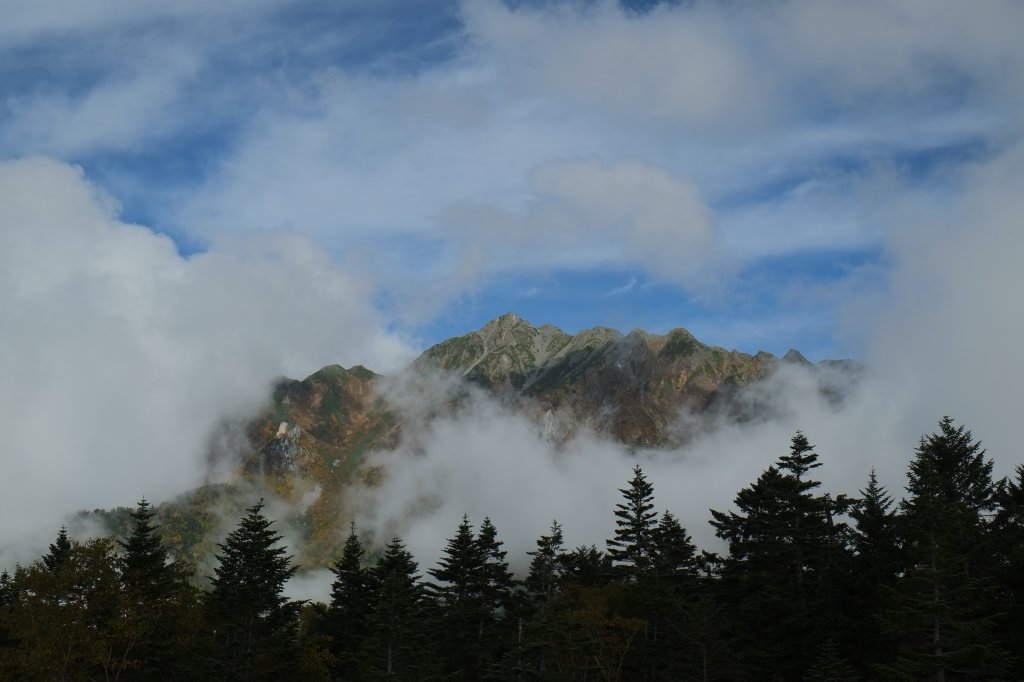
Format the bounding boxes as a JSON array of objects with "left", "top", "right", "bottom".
[{"left": 0, "top": 157, "right": 411, "bottom": 565}]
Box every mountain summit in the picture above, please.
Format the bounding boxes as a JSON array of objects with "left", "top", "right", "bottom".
[{"left": 412, "top": 313, "right": 843, "bottom": 446}]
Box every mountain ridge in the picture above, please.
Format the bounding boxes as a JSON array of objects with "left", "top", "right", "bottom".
[{"left": 82, "top": 313, "right": 860, "bottom": 570}]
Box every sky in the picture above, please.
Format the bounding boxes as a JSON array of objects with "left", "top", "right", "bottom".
[{"left": 2, "top": 0, "right": 1024, "bottom": 572}]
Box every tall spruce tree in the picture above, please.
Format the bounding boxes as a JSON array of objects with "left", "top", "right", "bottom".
[
  {"left": 327, "top": 522, "right": 376, "bottom": 680},
  {"left": 429, "top": 515, "right": 485, "bottom": 680},
  {"left": 119, "top": 498, "right": 197, "bottom": 680},
  {"left": 206, "top": 499, "right": 301, "bottom": 681},
  {"left": 525, "top": 520, "right": 566, "bottom": 604},
  {"left": 710, "top": 432, "right": 848, "bottom": 679},
  {"left": 42, "top": 525, "right": 71, "bottom": 574},
  {"left": 607, "top": 465, "right": 658, "bottom": 579},
  {"left": 428, "top": 515, "right": 515, "bottom": 680},
  {"left": 848, "top": 470, "right": 901, "bottom": 675},
  {"left": 878, "top": 418, "right": 1011, "bottom": 680},
  {"left": 362, "top": 537, "right": 432, "bottom": 680},
  {"left": 648, "top": 510, "right": 701, "bottom": 681}
]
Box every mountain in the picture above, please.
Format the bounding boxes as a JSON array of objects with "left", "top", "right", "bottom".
[
  {"left": 413, "top": 312, "right": 843, "bottom": 446},
  {"left": 81, "top": 313, "right": 859, "bottom": 569}
]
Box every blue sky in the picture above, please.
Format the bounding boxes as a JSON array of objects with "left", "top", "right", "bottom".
[{"left": 1, "top": 0, "right": 1020, "bottom": 362}]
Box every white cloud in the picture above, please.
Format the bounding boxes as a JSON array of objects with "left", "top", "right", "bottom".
[
  {"left": 0, "top": 157, "right": 412, "bottom": 565},
  {"left": 2, "top": 48, "right": 199, "bottom": 157},
  {"left": 441, "top": 159, "right": 716, "bottom": 287}
]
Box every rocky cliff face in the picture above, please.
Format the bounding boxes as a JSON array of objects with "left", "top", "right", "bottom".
[{"left": 412, "top": 313, "right": 838, "bottom": 446}]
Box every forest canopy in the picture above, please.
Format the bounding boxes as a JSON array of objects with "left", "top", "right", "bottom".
[{"left": 1, "top": 416, "right": 1022, "bottom": 681}]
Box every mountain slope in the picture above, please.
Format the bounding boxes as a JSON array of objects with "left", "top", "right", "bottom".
[{"left": 413, "top": 313, "right": 835, "bottom": 446}]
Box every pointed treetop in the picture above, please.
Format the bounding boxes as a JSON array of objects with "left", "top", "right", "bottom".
[
  {"left": 607, "top": 464, "right": 659, "bottom": 576},
  {"left": 778, "top": 431, "right": 822, "bottom": 481},
  {"left": 42, "top": 524, "right": 72, "bottom": 574}
]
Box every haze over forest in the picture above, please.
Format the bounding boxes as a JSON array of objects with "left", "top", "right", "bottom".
[{"left": 1, "top": 0, "right": 1022, "bottom": 606}]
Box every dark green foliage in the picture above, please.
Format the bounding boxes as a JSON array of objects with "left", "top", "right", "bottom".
[
  {"left": 0, "top": 570, "right": 13, "bottom": 608},
  {"left": 651, "top": 510, "right": 697, "bottom": 578},
  {"left": 710, "top": 431, "right": 854, "bottom": 680},
  {"left": 362, "top": 537, "right": 433, "bottom": 680},
  {"left": 993, "top": 464, "right": 1024, "bottom": 678},
  {"left": 205, "top": 499, "right": 302, "bottom": 681},
  {"left": 563, "top": 544, "right": 611, "bottom": 587},
  {"left": 428, "top": 515, "right": 515, "bottom": 681},
  {"left": 878, "top": 418, "right": 1012, "bottom": 680},
  {"left": 3, "top": 416, "right": 1022, "bottom": 681},
  {"left": 119, "top": 498, "right": 199, "bottom": 680},
  {"left": 42, "top": 524, "right": 71, "bottom": 574},
  {"left": 0, "top": 538, "right": 130, "bottom": 680},
  {"left": 327, "top": 522, "right": 375, "bottom": 679},
  {"left": 525, "top": 520, "right": 566, "bottom": 603},
  {"left": 607, "top": 464, "right": 658, "bottom": 578},
  {"left": 806, "top": 637, "right": 859, "bottom": 682},
  {"left": 848, "top": 470, "right": 901, "bottom": 674}
]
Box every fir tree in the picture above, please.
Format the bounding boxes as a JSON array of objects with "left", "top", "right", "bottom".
[
  {"left": 879, "top": 418, "right": 1011, "bottom": 680},
  {"left": 119, "top": 498, "right": 197, "bottom": 680},
  {"left": 710, "top": 432, "right": 849, "bottom": 679},
  {"left": 206, "top": 499, "right": 301, "bottom": 681},
  {"left": 562, "top": 544, "right": 611, "bottom": 587},
  {"left": 428, "top": 515, "right": 485, "bottom": 680},
  {"left": 363, "top": 537, "right": 432, "bottom": 680},
  {"left": 651, "top": 511, "right": 697, "bottom": 579},
  {"left": 327, "top": 522, "right": 375, "bottom": 679},
  {"left": 648, "top": 511, "right": 700, "bottom": 681},
  {"left": 607, "top": 465, "right": 658, "bottom": 579},
  {"left": 42, "top": 525, "right": 71, "bottom": 574},
  {"left": 477, "top": 516, "right": 515, "bottom": 622},
  {"left": 525, "top": 520, "right": 566, "bottom": 604},
  {"left": 848, "top": 470, "right": 900, "bottom": 675}
]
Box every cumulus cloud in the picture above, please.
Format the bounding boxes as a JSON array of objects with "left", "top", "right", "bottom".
[
  {"left": 0, "top": 157, "right": 412, "bottom": 566},
  {"left": 441, "top": 159, "right": 716, "bottom": 287}
]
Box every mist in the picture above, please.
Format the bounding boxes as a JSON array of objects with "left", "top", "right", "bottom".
[{"left": 0, "top": 157, "right": 412, "bottom": 567}]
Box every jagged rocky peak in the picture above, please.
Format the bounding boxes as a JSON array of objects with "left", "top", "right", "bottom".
[
  {"left": 415, "top": 313, "right": 571, "bottom": 388},
  {"left": 782, "top": 348, "right": 812, "bottom": 365}
]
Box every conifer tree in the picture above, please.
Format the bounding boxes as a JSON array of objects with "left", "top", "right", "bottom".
[
  {"left": 0, "top": 538, "right": 130, "bottom": 680},
  {"left": 993, "top": 464, "right": 1024, "bottom": 679},
  {"left": 429, "top": 515, "right": 485, "bottom": 680},
  {"left": 119, "top": 498, "right": 197, "bottom": 680},
  {"left": 525, "top": 520, "right": 566, "bottom": 604},
  {"left": 848, "top": 470, "right": 900, "bottom": 674},
  {"left": 429, "top": 515, "right": 515, "bottom": 680},
  {"left": 647, "top": 510, "right": 700, "bottom": 681},
  {"left": 607, "top": 465, "right": 658, "bottom": 579},
  {"left": 42, "top": 525, "right": 71, "bottom": 574},
  {"left": 562, "top": 544, "right": 611, "bottom": 587},
  {"left": 477, "top": 516, "right": 515, "bottom": 622},
  {"left": 327, "top": 522, "right": 375, "bottom": 680},
  {"left": 651, "top": 511, "right": 697, "bottom": 579},
  {"left": 710, "top": 432, "right": 848, "bottom": 679},
  {"left": 206, "top": 499, "right": 301, "bottom": 681},
  {"left": 362, "top": 537, "right": 432, "bottom": 680},
  {"left": 879, "top": 418, "right": 1011, "bottom": 680}
]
